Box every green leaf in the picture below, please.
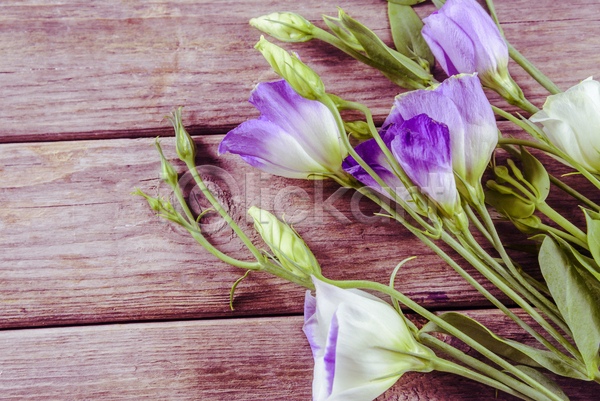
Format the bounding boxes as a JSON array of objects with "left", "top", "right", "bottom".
[
  {"left": 431, "top": 0, "right": 446, "bottom": 8},
  {"left": 485, "top": 190, "right": 535, "bottom": 219},
  {"left": 520, "top": 147, "right": 550, "bottom": 201},
  {"left": 387, "top": 3, "right": 434, "bottom": 72},
  {"left": 420, "top": 312, "right": 588, "bottom": 379},
  {"left": 584, "top": 208, "right": 600, "bottom": 267},
  {"left": 552, "top": 232, "right": 600, "bottom": 283},
  {"left": 539, "top": 237, "right": 600, "bottom": 379},
  {"left": 322, "top": 15, "right": 364, "bottom": 51},
  {"left": 386, "top": 0, "right": 426, "bottom": 5},
  {"left": 513, "top": 366, "right": 569, "bottom": 401},
  {"left": 338, "top": 9, "right": 433, "bottom": 87}
]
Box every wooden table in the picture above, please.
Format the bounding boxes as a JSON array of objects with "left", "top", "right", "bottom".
[{"left": 1, "top": 0, "right": 599, "bottom": 399}]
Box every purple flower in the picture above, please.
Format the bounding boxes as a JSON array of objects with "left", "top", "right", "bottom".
[
  {"left": 303, "top": 277, "right": 434, "bottom": 401},
  {"left": 422, "top": 0, "right": 508, "bottom": 88},
  {"left": 219, "top": 80, "right": 346, "bottom": 179},
  {"left": 385, "top": 73, "right": 497, "bottom": 194},
  {"left": 345, "top": 74, "right": 495, "bottom": 207}
]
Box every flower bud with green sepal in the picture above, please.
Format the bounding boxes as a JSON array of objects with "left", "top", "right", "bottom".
[
  {"left": 154, "top": 138, "right": 178, "bottom": 189},
  {"left": 248, "top": 206, "right": 320, "bottom": 278},
  {"left": 250, "top": 12, "right": 314, "bottom": 43},
  {"left": 254, "top": 36, "right": 325, "bottom": 101},
  {"left": 166, "top": 107, "right": 197, "bottom": 166}
]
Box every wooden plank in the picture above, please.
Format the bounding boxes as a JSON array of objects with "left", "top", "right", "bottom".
[
  {"left": 1, "top": 0, "right": 599, "bottom": 142},
  {"left": 0, "top": 310, "right": 596, "bottom": 400},
  {"left": 1, "top": 123, "right": 596, "bottom": 328}
]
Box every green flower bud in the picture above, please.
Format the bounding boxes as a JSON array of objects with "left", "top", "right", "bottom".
[
  {"left": 154, "top": 138, "right": 178, "bottom": 188},
  {"left": 254, "top": 36, "right": 325, "bottom": 100},
  {"left": 485, "top": 189, "right": 535, "bottom": 220},
  {"left": 248, "top": 206, "right": 319, "bottom": 277},
  {"left": 133, "top": 188, "right": 163, "bottom": 212},
  {"left": 250, "top": 12, "right": 314, "bottom": 42},
  {"left": 166, "top": 107, "right": 197, "bottom": 165},
  {"left": 343, "top": 120, "right": 372, "bottom": 141}
]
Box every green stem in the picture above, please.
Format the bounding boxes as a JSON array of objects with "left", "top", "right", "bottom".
[
  {"left": 507, "top": 43, "right": 562, "bottom": 95},
  {"left": 484, "top": 0, "right": 561, "bottom": 95},
  {"left": 514, "top": 96, "right": 540, "bottom": 115},
  {"left": 538, "top": 222, "right": 590, "bottom": 250},
  {"left": 548, "top": 175, "right": 600, "bottom": 212},
  {"left": 319, "top": 277, "right": 566, "bottom": 401},
  {"left": 497, "top": 137, "right": 558, "bottom": 157},
  {"left": 433, "top": 359, "right": 534, "bottom": 401},
  {"left": 536, "top": 201, "right": 589, "bottom": 247},
  {"left": 187, "top": 229, "right": 261, "bottom": 270},
  {"left": 420, "top": 334, "right": 546, "bottom": 401},
  {"left": 464, "top": 203, "right": 494, "bottom": 244},
  {"left": 338, "top": 177, "right": 579, "bottom": 369},
  {"left": 186, "top": 162, "right": 264, "bottom": 261}
]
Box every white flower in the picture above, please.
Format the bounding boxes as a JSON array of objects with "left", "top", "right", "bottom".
[
  {"left": 530, "top": 77, "right": 600, "bottom": 174},
  {"left": 303, "top": 278, "right": 434, "bottom": 401}
]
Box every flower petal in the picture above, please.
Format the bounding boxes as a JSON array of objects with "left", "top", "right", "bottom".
[
  {"left": 422, "top": 10, "right": 476, "bottom": 75},
  {"left": 219, "top": 118, "right": 327, "bottom": 178},
  {"left": 327, "top": 302, "right": 430, "bottom": 400},
  {"left": 250, "top": 80, "right": 346, "bottom": 171},
  {"left": 390, "top": 114, "right": 458, "bottom": 208},
  {"left": 439, "top": 0, "right": 508, "bottom": 73},
  {"left": 342, "top": 138, "right": 408, "bottom": 201},
  {"left": 435, "top": 74, "right": 497, "bottom": 184}
]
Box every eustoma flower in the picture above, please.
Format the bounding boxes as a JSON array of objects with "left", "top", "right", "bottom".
[
  {"left": 530, "top": 77, "right": 600, "bottom": 174},
  {"left": 421, "top": 0, "right": 523, "bottom": 103},
  {"left": 303, "top": 277, "right": 434, "bottom": 401},
  {"left": 218, "top": 79, "right": 347, "bottom": 179},
  {"left": 345, "top": 74, "right": 497, "bottom": 206}
]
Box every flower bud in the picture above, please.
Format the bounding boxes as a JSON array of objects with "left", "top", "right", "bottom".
[
  {"left": 421, "top": 0, "right": 525, "bottom": 104},
  {"left": 254, "top": 36, "right": 325, "bottom": 100},
  {"left": 248, "top": 206, "right": 319, "bottom": 277},
  {"left": 154, "top": 138, "right": 178, "bottom": 188},
  {"left": 250, "top": 12, "right": 314, "bottom": 42},
  {"left": 166, "top": 107, "right": 197, "bottom": 165},
  {"left": 343, "top": 120, "right": 372, "bottom": 141}
]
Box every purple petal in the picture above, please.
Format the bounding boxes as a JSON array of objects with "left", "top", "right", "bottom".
[
  {"left": 219, "top": 118, "right": 327, "bottom": 178},
  {"left": 435, "top": 74, "right": 497, "bottom": 182},
  {"left": 422, "top": 11, "right": 476, "bottom": 75},
  {"left": 390, "top": 114, "right": 457, "bottom": 206},
  {"left": 249, "top": 80, "right": 343, "bottom": 170},
  {"left": 303, "top": 291, "right": 323, "bottom": 362},
  {"left": 422, "top": 0, "right": 507, "bottom": 76},
  {"left": 342, "top": 138, "right": 406, "bottom": 200},
  {"left": 322, "top": 311, "right": 340, "bottom": 398},
  {"left": 440, "top": 0, "right": 508, "bottom": 72},
  {"left": 421, "top": 27, "right": 460, "bottom": 77}
]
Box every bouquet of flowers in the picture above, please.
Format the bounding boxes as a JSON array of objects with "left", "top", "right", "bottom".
[{"left": 135, "top": 0, "right": 600, "bottom": 399}]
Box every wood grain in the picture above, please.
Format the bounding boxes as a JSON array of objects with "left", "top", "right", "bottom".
[
  {"left": 1, "top": 0, "right": 599, "bottom": 142},
  {"left": 0, "top": 310, "right": 596, "bottom": 400}
]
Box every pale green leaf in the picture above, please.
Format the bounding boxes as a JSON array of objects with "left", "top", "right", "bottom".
[
  {"left": 387, "top": 3, "right": 434, "bottom": 72},
  {"left": 521, "top": 147, "right": 550, "bottom": 201},
  {"left": 420, "top": 312, "right": 588, "bottom": 379},
  {"left": 584, "top": 209, "right": 600, "bottom": 268},
  {"left": 539, "top": 237, "right": 600, "bottom": 378},
  {"left": 513, "top": 366, "right": 569, "bottom": 401}
]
